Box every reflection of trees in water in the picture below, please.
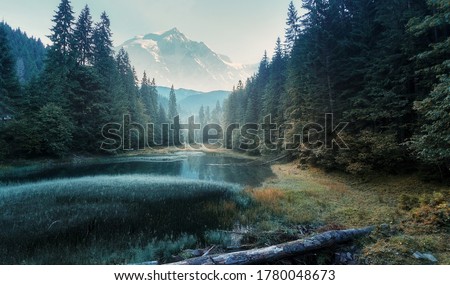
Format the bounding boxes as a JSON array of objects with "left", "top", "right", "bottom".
[
  {"left": 3, "top": 154, "right": 274, "bottom": 186},
  {"left": 190, "top": 155, "right": 275, "bottom": 186},
  {"left": 171, "top": 155, "right": 275, "bottom": 186}
]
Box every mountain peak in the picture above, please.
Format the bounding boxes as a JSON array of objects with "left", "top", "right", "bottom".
[
  {"left": 160, "top": 27, "right": 187, "bottom": 42},
  {"left": 165, "top": 27, "right": 181, "bottom": 35},
  {"left": 141, "top": 27, "right": 188, "bottom": 43},
  {"left": 117, "top": 29, "right": 256, "bottom": 91}
]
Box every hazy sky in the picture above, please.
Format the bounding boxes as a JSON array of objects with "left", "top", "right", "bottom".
[{"left": 0, "top": 0, "right": 302, "bottom": 63}]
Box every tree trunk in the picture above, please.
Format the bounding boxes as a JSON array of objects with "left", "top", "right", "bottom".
[{"left": 168, "top": 226, "right": 375, "bottom": 265}]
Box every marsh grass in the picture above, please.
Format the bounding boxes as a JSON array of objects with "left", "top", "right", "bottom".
[
  {"left": 0, "top": 175, "right": 242, "bottom": 264},
  {"left": 0, "top": 163, "right": 55, "bottom": 185},
  {"left": 2, "top": 157, "right": 448, "bottom": 265},
  {"left": 0, "top": 155, "right": 191, "bottom": 185}
]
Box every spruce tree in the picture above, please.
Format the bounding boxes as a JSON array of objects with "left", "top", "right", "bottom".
[
  {"left": 149, "top": 78, "right": 159, "bottom": 121},
  {"left": 155, "top": 104, "right": 168, "bottom": 145},
  {"left": 285, "top": 1, "right": 300, "bottom": 54},
  {"left": 409, "top": 0, "right": 450, "bottom": 169},
  {"left": 73, "top": 5, "right": 94, "bottom": 66},
  {"left": 93, "top": 12, "right": 114, "bottom": 72},
  {"left": 263, "top": 37, "right": 286, "bottom": 122},
  {"left": 211, "top": 100, "right": 222, "bottom": 124},
  {"left": 168, "top": 85, "right": 178, "bottom": 121},
  {"left": 140, "top": 72, "right": 158, "bottom": 123},
  {"left": 116, "top": 48, "right": 138, "bottom": 114},
  {"left": 48, "top": 0, "right": 75, "bottom": 64},
  {"left": 91, "top": 11, "right": 122, "bottom": 128},
  {"left": 205, "top": 106, "right": 211, "bottom": 123},
  {"left": 0, "top": 24, "right": 20, "bottom": 112},
  {"left": 43, "top": 0, "right": 76, "bottom": 108},
  {"left": 199, "top": 105, "right": 206, "bottom": 126}
]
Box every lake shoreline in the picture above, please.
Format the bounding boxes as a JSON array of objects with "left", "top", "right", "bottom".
[
  {"left": 0, "top": 146, "right": 259, "bottom": 169},
  {"left": 236, "top": 162, "right": 449, "bottom": 265},
  {"left": 1, "top": 149, "right": 448, "bottom": 265}
]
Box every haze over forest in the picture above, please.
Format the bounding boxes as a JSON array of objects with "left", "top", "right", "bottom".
[{"left": 0, "top": 0, "right": 449, "bottom": 267}]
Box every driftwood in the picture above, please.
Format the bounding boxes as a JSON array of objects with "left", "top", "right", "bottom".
[{"left": 168, "top": 226, "right": 374, "bottom": 265}]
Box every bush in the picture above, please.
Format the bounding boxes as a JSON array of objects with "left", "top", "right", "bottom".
[
  {"left": 35, "top": 103, "right": 74, "bottom": 157},
  {"left": 402, "top": 192, "right": 450, "bottom": 234},
  {"left": 335, "top": 131, "right": 409, "bottom": 174}
]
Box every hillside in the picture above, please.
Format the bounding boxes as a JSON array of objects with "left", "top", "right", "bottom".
[
  {"left": 117, "top": 28, "right": 256, "bottom": 91},
  {"left": 0, "top": 22, "right": 46, "bottom": 83}
]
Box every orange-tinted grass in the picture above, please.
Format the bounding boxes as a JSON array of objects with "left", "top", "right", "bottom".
[{"left": 246, "top": 188, "right": 286, "bottom": 205}]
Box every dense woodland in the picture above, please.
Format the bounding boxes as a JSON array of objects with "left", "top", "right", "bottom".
[
  {"left": 0, "top": 0, "right": 449, "bottom": 178},
  {"left": 223, "top": 0, "right": 450, "bottom": 177},
  {"left": 0, "top": 0, "right": 176, "bottom": 157},
  {"left": 0, "top": 22, "right": 46, "bottom": 83}
]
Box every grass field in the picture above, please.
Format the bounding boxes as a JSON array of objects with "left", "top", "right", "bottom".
[
  {"left": 241, "top": 164, "right": 450, "bottom": 264},
  {"left": 0, "top": 175, "right": 244, "bottom": 264}
]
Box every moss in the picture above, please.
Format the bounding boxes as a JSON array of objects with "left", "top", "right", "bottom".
[{"left": 362, "top": 234, "right": 449, "bottom": 265}]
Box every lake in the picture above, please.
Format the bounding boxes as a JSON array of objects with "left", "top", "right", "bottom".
[
  {"left": 0, "top": 152, "right": 273, "bottom": 186},
  {"left": 0, "top": 152, "right": 274, "bottom": 264}
]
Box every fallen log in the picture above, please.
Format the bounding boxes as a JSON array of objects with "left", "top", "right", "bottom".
[{"left": 168, "top": 226, "right": 375, "bottom": 265}]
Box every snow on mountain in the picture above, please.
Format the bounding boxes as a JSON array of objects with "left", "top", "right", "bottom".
[{"left": 117, "top": 28, "right": 256, "bottom": 91}]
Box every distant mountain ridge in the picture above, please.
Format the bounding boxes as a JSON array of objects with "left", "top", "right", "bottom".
[
  {"left": 156, "top": 86, "right": 229, "bottom": 117},
  {"left": 117, "top": 28, "right": 256, "bottom": 91}
]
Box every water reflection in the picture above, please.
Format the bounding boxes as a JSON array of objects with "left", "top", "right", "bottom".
[
  {"left": 0, "top": 153, "right": 275, "bottom": 264},
  {"left": 2, "top": 153, "right": 274, "bottom": 186}
]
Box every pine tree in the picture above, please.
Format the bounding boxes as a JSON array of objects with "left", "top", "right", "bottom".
[
  {"left": 0, "top": 24, "right": 21, "bottom": 113},
  {"left": 199, "top": 105, "right": 206, "bottom": 126},
  {"left": 61, "top": 65, "right": 104, "bottom": 152},
  {"left": 263, "top": 37, "right": 286, "bottom": 122},
  {"left": 246, "top": 51, "right": 269, "bottom": 123},
  {"left": 92, "top": 12, "right": 114, "bottom": 72},
  {"left": 48, "top": 0, "right": 75, "bottom": 64},
  {"left": 116, "top": 48, "right": 138, "bottom": 113},
  {"left": 205, "top": 106, "right": 211, "bottom": 123},
  {"left": 140, "top": 71, "right": 149, "bottom": 96},
  {"left": 73, "top": 5, "right": 93, "bottom": 66},
  {"left": 91, "top": 11, "right": 121, "bottom": 128},
  {"left": 42, "top": 0, "right": 76, "bottom": 108},
  {"left": 409, "top": 0, "right": 450, "bottom": 169},
  {"left": 285, "top": 1, "right": 301, "bottom": 54},
  {"left": 156, "top": 104, "right": 168, "bottom": 145},
  {"left": 140, "top": 72, "right": 158, "bottom": 123},
  {"left": 211, "top": 100, "right": 222, "bottom": 124},
  {"left": 158, "top": 104, "right": 167, "bottom": 124},
  {"left": 0, "top": 22, "right": 46, "bottom": 83},
  {"left": 149, "top": 78, "right": 159, "bottom": 121},
  {"left": 168, "top": 85, "right": 178, "bottom": 121},
  {"left": 256, "top": 51, "right": 269, "bottom": 119}
]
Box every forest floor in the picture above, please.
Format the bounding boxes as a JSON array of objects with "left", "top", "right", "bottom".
[{"left": 241, "top": 162, "right": 450, "bottom": 265}]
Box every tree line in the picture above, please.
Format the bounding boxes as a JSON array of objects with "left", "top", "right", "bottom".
[
  {"left": 0, "top": 0, "right": 179, "bottom": 158},
  {"left": 222, "top": 0, "right": 449, "bottom": 176},
  {"left": 1, "top": 0, "right": 449, "bottom": 178},
  {"left": 0, "top": 22, "right": 46, "bottom": 84}
]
